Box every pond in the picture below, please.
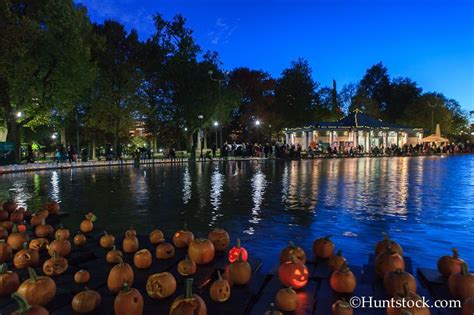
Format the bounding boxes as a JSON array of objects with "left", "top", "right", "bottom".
[{"left": 1, "top": 155, "right": 473, "bottom": 271}]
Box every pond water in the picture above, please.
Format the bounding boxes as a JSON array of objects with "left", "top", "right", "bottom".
[{"left": 1, "top": 155, "right": 473, "bottom": 271}]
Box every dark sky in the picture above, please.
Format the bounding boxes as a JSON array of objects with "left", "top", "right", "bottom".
[{"left": 77, "top": 0, "right": 474, "bottom": 111}]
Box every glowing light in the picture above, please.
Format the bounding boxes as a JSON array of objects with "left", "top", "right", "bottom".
[
  {"left": 255, "top": 119, "right": 261, "bottom": 126},
  {"left": 16, "top": 112, "right": 22, "bottom": 118},
  {"left": 213, "top": 121, "right": 219, "bottom": 127}
]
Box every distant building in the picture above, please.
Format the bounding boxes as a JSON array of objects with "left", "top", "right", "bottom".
[
  {"left": 470, "top": 111, "right": 474, "bottom": 138},
  {"left": 284, "top": 109, "right": 423, "bottom": 152},
  {"left": 129, "top": 120, "right": 148, "bottom": 138}
]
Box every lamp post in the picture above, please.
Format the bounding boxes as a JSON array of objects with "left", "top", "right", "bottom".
[
  {"left": 255, "top": 119, "right": 261, "bottom": 144},
  {"left": 213, "top": 121, "right": 219, "bottom": 148},
  {"left": 198, "top": 114, "right": 204, "bottom": 159},
  {"left": 209, "top": 70, "right": 229, "bottom": 148}
]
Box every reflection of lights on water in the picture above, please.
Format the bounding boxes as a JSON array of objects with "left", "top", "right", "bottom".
[
  {"left": 182, "top": 165, "right": 192, "bottom": 204},
  {"left": 50, "top": 171, "right": 60, "bottom": 202},
  {"left": 281, "top": 164, "right": 289, "bottom": 204},
  {"left": 34, "top": 173, "right": 40, "bottom": 195},
  {"left": 249, "top": 169, "right": 267, "bottom": 224},
  {"left": 10, "top": 179, "right": 30, "bottom": 209},
  {"left": 210, "top": 166, "right": 224, "bottom": 223}
]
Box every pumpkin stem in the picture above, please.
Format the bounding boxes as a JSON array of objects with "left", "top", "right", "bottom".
[
  {"left": 11, "top": 292, "right": 31, "bottom": 313},
  {"left": 461, "top": 262, "right": 468, "bottom": 275},
  {"left": 183, "top": 222, "right": 188, "bottom": 231},
  {"left": 41, "top": 218, "right": 46, "bottom": 225},
  {"left": 56, "top": 234, "right": 62, "bottom": 241},
  {"left": 104, "top": 231, "right": 108, "bottom": 236},
  {"left": 217, "top": 270, "right": 223, "bottom": 281},
  {"left": 452, "top": 248, "right": 459, "bottom": 258},
  {"left": 288, "top": 240, "right": 295, "bottom": 247},
  {"left": 27, "top": 267, "right": 38, "bottom": 282},
  {"left": 395, "top": 268, "right": 403, "bottom": 274},
  {"left": 184, "top": 278, "right": 193, "bottom": 299},
  {"left": 402, "top": 282, "right": 410, "bottom": 297},
  {"left": 236, "top": 238, "right": 241, "bottom": 248},
  {"left": 0, "top": 263, "right": 7, "bottom": 274},
  {"left": 382, "top": 232, "right": 389, "bottom": 240},
  {"left": 122, "top": 282, "right": 130, "bottom": 293},
  {"left": 112, "top": 245, "right": 116, "bottom": 251},
  {"left": 52, "top": 250, "right": 59, "bottom": 260},
  {"left": 12, "top": 224, "right": 18, "bottom": 233},
  {"left": 22, "top": 242, "right": 28, "bottom": 250},
  {"left": 117, "top": 256, "right": 124, "bottom": 266},
  {"left": 339, "top": 261, "right": 349, "bottom": 272}
]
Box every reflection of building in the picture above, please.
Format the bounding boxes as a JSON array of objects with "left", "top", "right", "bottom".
[{"left": 284, "top": 110, "right": 423, "bottom": 152}]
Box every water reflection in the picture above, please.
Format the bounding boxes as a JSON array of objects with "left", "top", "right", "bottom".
[
  {"left": 210, "top": 166, "right": 224, "bottom": 225},
  {"left": 50, "top": 171, "right": 60, "bottom": 202},
  {"left": 182, "top": 164, "right": 192, "bottom": 204}
]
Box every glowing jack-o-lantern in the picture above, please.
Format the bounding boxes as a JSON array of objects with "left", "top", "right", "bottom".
[
  {"left": 278, "top": 254, "right": 309, "bottom": 289},
  {"left": 228, "top": 238, "right": 248, "bottom": 263}
]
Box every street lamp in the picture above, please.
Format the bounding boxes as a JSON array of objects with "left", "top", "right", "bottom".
[
  {"left": 198, "top": 114, "right": 204, "bottom": 159},
  {"left": 255, "top": 119, "right": 261, "bottom": 144},
  {"left": 51, "top": 133, "right": 57, "bottom": 140},
  {"left": 16, "top": 112, "right": 22, "bottom": 118},
  {"left": 213, "top": 121, "right": 219, "bottom": 148},
  {"left": 209, "top": 70, "right": 229, "bottom": 147}
]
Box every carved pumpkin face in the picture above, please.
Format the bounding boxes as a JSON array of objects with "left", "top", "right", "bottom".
[
  {"left": 48, "top": 237, "right": 71, "bottom": 257},
  {"left": 177, "top": 256, "right": 197, "bottom": 276},
  {"left": 146, "top": 272, "right": 177, "bottom": 299},
  {"left": 29, "top": 238, "right": 49, "bottom": 251},
  {"left": 43, "top": 254, "right": 68, "bottom": 276},
  {"left": 228, "top": 238, "right": 248, "bottom": 263},
  {"left": 208, "top": 228, "right": 230, "bottom": 252},
  {"left": 156, "top": 242, "right": 175, "bottom": 259},
  {"left": 13, "top": 244, "right": 40, "bottom": 269},
  {"left": 278, "top": 258, "right": 309, "bottom": 289},
  {"left": 210, "top": 271, "right": 231, "bottom": 302}
]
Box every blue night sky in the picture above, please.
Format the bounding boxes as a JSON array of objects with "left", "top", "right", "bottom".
[{"left": 77, "top": 0, "right": 474, "bottom": 111}]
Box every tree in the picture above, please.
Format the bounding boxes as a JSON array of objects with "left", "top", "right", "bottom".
[{"left": 339, "top": 83, "right": 357, "bottom": 114}]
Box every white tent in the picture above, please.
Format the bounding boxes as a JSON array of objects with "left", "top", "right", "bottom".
[{"left": 420, "top": 124, "right": 449, "bottom": 143}]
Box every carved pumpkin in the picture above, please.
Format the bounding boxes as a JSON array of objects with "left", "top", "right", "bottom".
[
  {"left": 30, "top": 214, "right": 46, "bottom": 228},
  {"left": 313, "top": 235, "right": 334, "bottom": 259},
  {"left": 7, "top": 224, "right": 29, "bottom": 250},
  {"left": 210, "top": 270, "right": 231, "bottom": 302},
  {"left": 48, "top": 235, "right": 71, "bottom": 257},
  {"left": 386, "top": 283, "right": 430, "bottom": 315},
  {"left": 3, "top": 200, "right": 17, "bottom": 213},
  {"left": 0, "top": 263, "right": 20, "bottom": 297},
  {"left": 280, "top": 241, "right": 306, "bottom": 264},
  {"left": 100, "top": 231, "right": 115, "bottom": 248},
  {"left": 10, "top": 292, "right": 49, "bottom": 315},
  {"left": 73, "top": 232, "right": 87, "bottom": 246},
  {"left": 188, "top": 238, "right": 215, "bottom": 265},
  {"left": 17, "top": 224, "right": 27, "bottom": 233},
  {"left": 29, "top": 238, "right": 49, "bottom": 251},
  {"left": 54, "top": 224, "right": 70, "bottom": 240},
  {"left": 72, "top": 288, "right": 101, "bottom": 314},
  {"left": 0, "top": 209, "right": 9, "bottom": 222},
  {"left": 149, "top": 229, "right": 165, "bottom": 245},
  {"left": 156, "top": 242, "right": 175, "bottom": 259},
  {"left": 107, "top": 257, "right": 134, "bottom": 293},
  {"left": 375, "top": 232, "right": 403, "bottom": 257},
  {"left": 114, "top": 283, "right": 144, "bottom": 315},
  {"left": 448, "top": 263, "right": 474, "bottom": 300},
  {"left": 146, "top": 272, "right": 177, "bottom": 299},
  {"left": 10, "top": 209, "right": 24, "bottom": 223},
  {"left": 228, "top": 238, "right": 248, "bottom": 263},
  {"left": 208, "top": 228, "right": 230, "bottom": 252},
  {"left": 106, "top": 246, "right": 123, "bottom": 264},
  {"left": 43, "top": 251, "right": 68, "bottom": 276},
  {"left": 14, "top": 242, "right": 40, "bottom": 269},
  {"left": 375, "top": 247, "right": 405, "bottom": 278},
  {"left": 384, "top": 269, "right": 417, "bottom": 296},
  {"left": 438, "top": 248, "right": 466, "bottom": 277},
  {"left": 229, "top": 252, "right": 252, "bottom": 285},
  {"left": 17, "top": 267, "right": 56, "bottom": 306},
  {"left": 172, "top": 223, "right": 194, "bottom": 248},
  {"left": 329, "top": 250, "right": 348, "bottom": 271},
  {"left": 463, "top": 297, "right": 474, "bottom": 315},
  {"left": 43, "top": 201, "right": 60, "bottom": 215},
  {"left": 332, "top": 299, "right": 354, "bottom": 315},
  {"left": 74, "top": 270, "right": 90, "bottom": 284},
  {"left": 134, "top": 249, "right": 152, "bottom": 269},
  {"left": 275, "top": 287, "right": 297, "bottom": 311},
  {"left": 80, "top": 212, "right": 96, "bottom": 233},
  {"left": 330, "top": 263, "right": 357, "bottom": 293},
  {"left": 35, "top": 219, "right": 53, "bottom": 238},
  {"left": 170, "top": 278, "right": 207, "bottom": 315},
  {"left": 278, "top": 254, "right": 309, "bottom": 289},
  {"left": 0, "top": 239, "right": 13, "bottom": 263},
  {"left": 177, "top": 255, "right": 197, "bottom": 276},
  {"left": 123, "top": 235, "right": 139, "bottom": 254},
  {"left": 0, "top": 227, "right": 7, "bottom": 239}
]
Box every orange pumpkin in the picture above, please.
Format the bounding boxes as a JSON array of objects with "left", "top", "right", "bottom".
[
  {"left": 146, "top": 272, "right": 177, "bottom": 299},
  {"left": 332, "top": 299, "right": 354, "bottom": 315},
  {"left": 0, "top": 239, "right": 13, "bottom": 263},
  {"left": 106, "top": 246, "right": 123, "bottom": 264},
  {"left": 0, "top": 227, "right": 7, "bottom": 239},
  {"left": 264, "top": 303, "right": 283, "bottom": 315},
  {"left": 156, "top": 242, "right": 175, "bottom": 259},
  {"left": 228, "top": 238, "right": 248, "bottom": 263},
  {"left": 10, "top": 209, "right": 24, "bottom": 223},
  {"left": 10, "top": 292, "right": 49, "bottom": 315},
  {"left": 384, "top": 269, "right": 417, "bottom": 296},
  {"left": 72, "top": 288, "right": 101, "bottom": 314},
  {"left": 107, "top": 257, "right": 134, "bottom": 293},
  {"left": 448, "top": 263, "right": 474, "bottom": 300},
  {"left": 74, "top": 270, "right": 90, "bottom": 284},
  {"left": 210, "top": 270, "right": 231, "bottom": 302},
  {"left": 3, "top": 200, "right": 17, "bottom": 213},
  {"left": 280, "top": 241, "right": 306, "bottom": 264},
  {"left": 177, "top": 255, "right": 197, "bottom": 276},
  {"left": 100, "top": 231, "right": 115, "bottom": 248},
  {"left": 463, "top": 297, "right": 474, "bottom": 315},
  {"left": 73, "top": 232, "right": 87, "bottom": 246},
  {"left": 149, "top": 229, "right": 165, "bottom": 245},
  {"left": 330, "top": 263, "right": 357, "bottom": 293},
  {"left": 30, "top": 214, "right": 46, "bottom": 228},
  {"left": 7, "top": 224, "right": 29, "bottom": 250},
  {"left": 35, "top": 219, "right": 53, "bottom": 238},
  {"left": 328, "top": 250, "right": 348, "bottom": 271},
  {"left": 122, "top": 234, "right": 139, "bottom": 254},
  {"left": 54, "top": 224, "right": 70, "bottom": 240},
  {"left": 375, "top": 232, "right": 403, "bottom": 256},
  {"left": 229, "top": 252, "right": 252, "bottom": 285},
  {"left": 375, "top": 247, "right": 405, "bottom": 278},
  {"left": 0, "top": 209, "right": 9, "bottom": 222},
  {"left": 386, "top": 283, "right": 430, "bottom": 315},
  {"left": 278, "top": 254, "right": 309, "bottom": 289},
  {"left": 17, "top": 267, "right": 56, "bottom": 306},
  {"left": 48, "top": 235, "right": 71, "bottom": 257},
  {"left": 170, "top": 278, "right": 207, "bottom": 315},
  {"left": 313, "top": 235, "right": 334, "bottom": 259},
  {"left": 188, "top": 238, "right": 215, "bottom": 265},
  {"left": 29, "top": 238, "right": 49, "bottom": 251},
  {"left": 43, "top": 201, "right": 60, "bottom": 215},
  {"left": 438, "top": 248, "right": 466, "bottom": 277},
  {"left": 0, "top": 263, "right": 20, "bottom": 297},
  {"left": 114, "top": 283, "right": 144, "bottom": 315},
  {"left": 42, "top": 251, "right": 68, "bottom": 276},
  {"left": 80, "top": 212, "right": 96, "bottom": 233},
  {"left": 134, "top": 249, "right": 152, "bottom": 269},
  {"left": 275, "top": 287, "right": 298, "bottom": 311},
  {"left": 208, "top": 228, "right": 230, "bottom": 251},
  {"left": 14, "top": 242, "right": 40, "bottom": 269},
  {"left": 172, "top": 223, "right": 194, "bottom": 248}
]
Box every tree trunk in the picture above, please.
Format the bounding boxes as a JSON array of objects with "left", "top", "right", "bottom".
[
  {"left": 203, "top": 129, "right": 208, "bottom": 150},
  {"left": 0, "top": 77, "right": 20, "bottom": 163},
  {"left": 91, "top": 136, "right": 96, "bottom": 160},
  {"left": 60, "top": 126, "right": 66, "bottom": 147},
  {"left": 113, "top": 120, "right": 119, "bottom": 152}
]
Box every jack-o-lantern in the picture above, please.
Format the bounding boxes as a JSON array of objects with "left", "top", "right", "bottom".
[
  {"left": 48, "top": 235, "right": 71, "bottom": 257},
  {"left": 17, "top": 223, "right": 27, "bottom": 233},
  {"left": 13, "top": 242, "right": 40, "bottom": 269},
  {"left": 312, "top": 235, "right": 334, "bottom": 259},
  {"left": 156, "top": 242, "right": 175, "bottom": 259},
  {"left": 208, "top": 228, "right": 230, "bottom": 252},
  {"left": 0, "top": 240, "right": 13, "bottom": 263},
  {"left": 17, "top": 267, "right": 56, "bottom": 306},
  {"left": 275, "top": 287, "right": 298, "bottom": 312},
  {"left": 106, "top": 246, "right": 123, "bottom": 264},
  {"left": 74, "top": 269, "right": 90, "bottom": 284},
  {"left": 448, "top": 263, "right": 474, "bottom": 300},
  {"left": 100, "top": 231, "right": 115, "bottom": 248},
  {"left": 72, "top": 288, "right": 102, "bottom": 314},
  {"left": 386, "top": 283, "right": 430, "bottom": 315},
  {"left": 278, "top": 254, "right": 309, "bottom": 289},
  {"left": 114, "top": 283, "right": 144, "bottom": 315},
  {"left": 384, "top": 269, "right": 417, "bottom": 297},
  {"left": 149, "top": 229, "right": 165, "bottom": 245},
  {"left": 74, "top": 232, "right": 87, "bottom": 246},
  {"left": 29, "top": 238, "right": 49, "bottom": 251},
  {"left": 210, "top": 270, "right": 231, "bottom": 302},
  {"left": 229, "top": 252, "right": 252, "bottom": 285},
  {"left": 328, "top": 250, "right": 348, "bottom": 271},
  {"left": 0, "top": 263, "right": 20, "bottom": 297},
  {"left": 280, "top": 241, "right": 306, "bottom": 264},
  {"left": 375, "top": 247, "right": 405, "bottom": 278},
  {"left": 55, "top": 224, "right": 70, "bottom": 240},
  {"left": 11, "top": 292, "right": 49, "bottom": 315},
  {"left": 375, "top": 232, "right": 403, "bottom": 257},
  {"left": 80, "top": 212, "right": 96, "bottom": 233},
  {"left": 330, "top": 263, "right": 357, "bottom": 294},
  {"left": 332, "top": 299, "right": 354, "bottom": 315},
  {"left": 438, "top": 248, "right": 466, "bottom": 277},
  {"left": 134, "top": 249, "right": 152, "bottom": 269},
  {"left": 10, "top": 209, "right": 24, "bottom": 223},
  {"left": 35, "top": 219, "right": 53, "bottom": 238},
  {"left": 170, "top": 278, "right": 207, "bottom": 315},
  {"left": 7, "top": 224, "right": 28, "bottom": 251},
  {"left": 177, "top": 255, "right": 197, "bottom": 276},
  {"left": 228, "top": 238, "right": 248, "bottom": 263},
  {"left": 123, "top": 233, "right": 139, "bottom": 254},
  {"left": 107, "top": 257, "right": 134, "bottom": 293},
  {"left": 146, "top": 272, "right": 177, "bottom": 299},
  {"left": 188, "top": 238, "right": 215, "bottom": 265},
  {"left": 43, "top": 251, "right": 68, "bottom": 276},
  {"left": 172, "top": 223, "right": 194, "bottom": 248}
]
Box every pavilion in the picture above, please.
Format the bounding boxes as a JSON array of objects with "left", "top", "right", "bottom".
[{"left": 283, "top": 109, "right": 423, "bottom": 152}]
